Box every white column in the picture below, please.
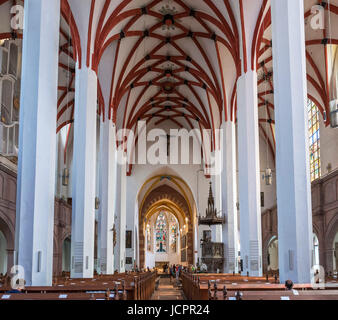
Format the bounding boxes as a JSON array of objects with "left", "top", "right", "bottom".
[
  {"left": 114, "top": 159, "right": 127, "bottom": 272},
  {"left": 237, "top": 70, "right": 262, "bottom": 277},
  {"left": 71, "top": 66, "right": 97, "bottom": 278},
  {"left": 98, "top": 120, "right": 117, "bottom": 274},
  {"left": 271, "top": 0, "right": 313, "bottom": 283},
  {"left": 15, "top": 0, "right": 60, "bottom": 286},
  {"left": 221, "top": 121, "right": 239, "bottom": 273}
]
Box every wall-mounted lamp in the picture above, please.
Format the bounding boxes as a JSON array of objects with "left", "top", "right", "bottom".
[
  {"left": 95, "top": 197, "right": 100, "bottom": 210},
  {"left": 62, "top": 168, "right": 69, "bottom": 186}
]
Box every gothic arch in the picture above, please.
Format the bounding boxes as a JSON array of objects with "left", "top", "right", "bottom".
[
  {"left": 139, "top": 184, "right": 194, "bottom": 268},
  {"left": 326, "top": 213, "right": 338, "bottom": 250},
  {"left": 262, "top": 233, "right": 278, "bottom": 273},
  {"left": 0, "top": 210, "right": 14, "bottom": 250}
]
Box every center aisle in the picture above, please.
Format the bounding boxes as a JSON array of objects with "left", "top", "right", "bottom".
[{"left": 151, "top": 277, "right": 185, "bottom": 300}]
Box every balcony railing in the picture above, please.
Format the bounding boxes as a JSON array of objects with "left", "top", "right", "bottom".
[{"left": 0, "top": 121, "right": 19, "bottom": 156}]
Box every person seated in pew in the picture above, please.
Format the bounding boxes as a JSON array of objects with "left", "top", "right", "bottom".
[
  {"left": 285, "top": 280, "right": 294, "bottom": 290},
  {"left": 169, "top": 265, "right": 173, "bottom": 283},
  {"left": 175, "top": 265, "right": 180, "bottom": 282}
]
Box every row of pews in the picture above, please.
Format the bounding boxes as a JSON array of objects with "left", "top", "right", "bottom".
[
  {"left": 0, "top": 271, "right": 156, "bottom": 300},
  {"left": 181, "top": 272, "right": 338, "bottom": 300}
]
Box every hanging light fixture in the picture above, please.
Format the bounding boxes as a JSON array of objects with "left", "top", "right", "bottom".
[{"left": 263, "top": 168, "right": 273, "bottom": 186}]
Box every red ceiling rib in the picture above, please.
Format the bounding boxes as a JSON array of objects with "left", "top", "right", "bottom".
[{"left": 2, "top": 0, "right": 335, "bottom": 172}]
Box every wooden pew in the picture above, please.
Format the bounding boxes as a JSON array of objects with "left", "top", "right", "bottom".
[
  {"left": 0, "top": 271, "right": 157, "bottom": 301},
  {"left": 181, "top": 271, "right": 338, "bottom": 300}
]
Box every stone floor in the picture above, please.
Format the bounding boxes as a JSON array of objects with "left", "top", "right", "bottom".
[{"left": 151, "top": 277, "right": 185, "bottom": 300}]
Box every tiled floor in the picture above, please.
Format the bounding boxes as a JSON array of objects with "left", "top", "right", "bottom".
[{"left": 151, "top": 277, "right": 185, "bottom": 300}]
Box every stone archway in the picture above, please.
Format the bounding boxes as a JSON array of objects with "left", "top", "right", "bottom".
[
  {"left": 325, "top": 215, "right": 338, "bottom": 275},
  {"left": 262, "top": 235, "right": 278, "bottom": 274},
  {"left": 267, "top": 237, "right": 279, "bottom": 272},
  {"left": 0, "top": 212, "right": 15, "bottom": 274},
  {"left": 262, "top": 232, "right": 277, "bottom": 274},
  {"left": 139, "top": 185, "right": 194, "bottom": 268}
]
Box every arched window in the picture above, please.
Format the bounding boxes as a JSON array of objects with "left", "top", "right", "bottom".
[
  {"left": 169, "top": 218, "right": 178, "bottom": 253},
  {"left": 313, "top": 233, "right": 320, "bottom": 266},
  {"left": 308, "top": 99, "right": 321, "bottom": 182},
  {"left": 155, "top": 212, "right": 167, "bottom": 253},
  {"left": 0, "top": 40, "right": 20, "bottom": 156},
  {"left": 1, "top": 78, "right": 14, "bottom": 125}
]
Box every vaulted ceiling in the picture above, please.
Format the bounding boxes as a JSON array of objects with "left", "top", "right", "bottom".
[{"left": 0, "top": 0, "right": 337, "bottom": 169}]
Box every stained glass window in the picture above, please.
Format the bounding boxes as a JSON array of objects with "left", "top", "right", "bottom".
[
  {"left": 170, "top": 223, "right": 177, "bottom": 253},
  {"left": 155, "top": 212, "right": 167, "bottom": 253},
  {"left": 308, "top": 100, "right": 321, "bottom": 182}
]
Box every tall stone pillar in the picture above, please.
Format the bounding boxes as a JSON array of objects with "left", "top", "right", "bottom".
[
  {"left": 97, "top": 119, "right": 117, "bottom": 274},
  {"left": 271, "top": 0, "right": 313, "bottom": 283},
  {"left": 15, "top": 0, "right": 60, "bottom": 286},
  {"left": 221, "top": 121, "right": 239, "bottom": 273},
  {"left": 71, "top": 66, "right": 97, "bottom": 278},
  {"left": 237, "top": 70, "right": 263, "bottom": 277}
]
